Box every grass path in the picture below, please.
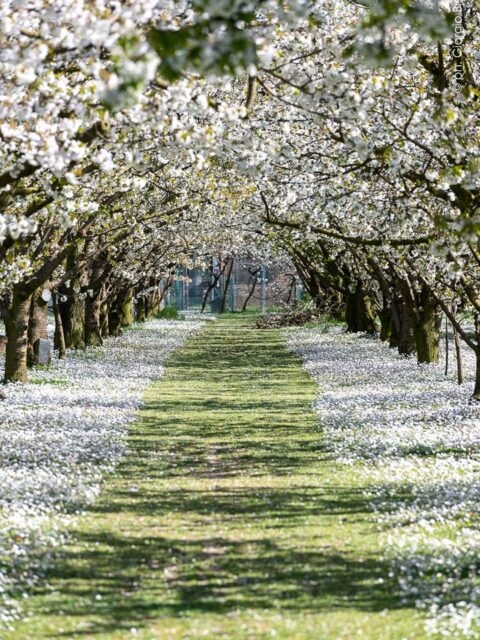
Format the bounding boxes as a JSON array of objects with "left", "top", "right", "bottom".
[{"left": 6, "top": 316, "right": 427, "bottom": 639}]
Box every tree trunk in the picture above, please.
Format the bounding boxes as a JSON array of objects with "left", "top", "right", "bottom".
[
  {"left": 202, "top": 263, "right": 225, "bottom": 313},
  {"left": 286, "top": 275, "right": 297, "bottom": 307},
  {"left": 390, "top": 296, "right": 416, "bottom": 356},
  {"left": 135, "top": 295, "right": 146, "bottom": 323},
  {"left": 59, "top": 245, "right": 86, "bottom": 349},
  {"left": 472, "top": 349, "right": 480, "bottom": 401},
  {"left": 121, "top": 288, "right": 134, "bottom": 327},
  {"left": 4, "top": 288, "right": 32, "bottom": 383},
  {"left": 145, "top": 277, "right": 160, "bottom": 318},
  {"left": 444, "top": 314, "right": 449, "bottom": 376},
  {"left": 158, "top": 276, "right": 174, "bottom": 309},
  {"left": 379, "top": 304, "right": 392, "bottom": 342},
  {"left": 27, "top": 290, "right": 49, "bottom": 366},
  {"left": 100, "top": 299, "right": 109, "bottom": 338},
  {"left": 53, "top": 292, "right": 67, "bottom": 359},
  {"left": 414, "top": 301, "right": 442, "bottom": 364},
  {"left": 220, "top": 258, "right": 234, "bottom": 313},
  {"left": 241, "top": 270, "right": 260, "bottom": 312},
  {"left": 472, "top": 317, "right": 480, "bottom": 401},
  {"left": 85, "top": 295, "right": 103, "bottom": 346},
  {"left": 144, "top": 294, "right": 155, "bottom": 319},
  {"left": 345, "top": 282, "right": 376, "bottom": 334},
  {"left": 108, "top": 291, "right": 125, "bottom": 336},
  {"left": 453, "top": 326, "right": 464, "bottom": 385},
  {"left": 59, "top": 288, "right": 85, "bottom": 349},
  {"left": 398, "top": 312, "right": 416, "bottom": 356}
]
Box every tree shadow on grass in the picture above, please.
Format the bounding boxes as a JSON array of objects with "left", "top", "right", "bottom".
[
  {"left": 33, "top": 461, "right": 406, "bottom": 637},
  {"left": 122, "top": 421, "right": 331, "bottom": 481},
  {"left": 37, "top": 503, "right": 401, "bottom": 638}
]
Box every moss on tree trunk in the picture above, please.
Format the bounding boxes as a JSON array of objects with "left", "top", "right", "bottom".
[
  {"left": 121, "top": 289, "right": 134, "bottom": 327},
  {"left": 414, "top": 302, "right": 442, "bottom": 364},
  {"left": 135, "top": 296, "right": 146, "bottom": 323},
  {"left": 59, "top": 289, "right": 85, "bottom": 349}
]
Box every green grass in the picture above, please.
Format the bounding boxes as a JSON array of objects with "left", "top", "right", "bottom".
[
  {"left": 157, "top": 307, "right": 182, "bottom": 320},
  {"left": 6, "top": 315, "right": 427, "bottom": 639},
  {"left": 29, "top": 378, "right": 69, "bottom": 386}
]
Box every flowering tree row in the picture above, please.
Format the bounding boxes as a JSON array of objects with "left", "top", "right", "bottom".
[
  {"left": 0, "top": 0, "right": 479, "bottom": 392},
  {"left": 210, "top": 0, "right": 480, "bottom": 396},
  {"left": 0, "top": 0, "right": 265, "bottom": 382}
]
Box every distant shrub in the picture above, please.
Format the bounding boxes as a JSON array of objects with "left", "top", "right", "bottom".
[{"left": 157, "top": 306, "right": 180, "bottom": 320}]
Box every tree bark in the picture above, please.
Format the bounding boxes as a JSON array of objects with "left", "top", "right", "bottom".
[
  {"left": 220, "top": 258, "right": 234, "bottom": 313},
  {"left": 453, "top": 325, "right": 464, "bottom": 385},
  {"left": 85, "top": 295, "right": 103, "bottom": 346},
  {"left": 58, "top": 245, "right": 86, "bottom": 349},
  {"left": 241, "top": 268, "right": 260, "bottom": 312},
  {"left": 121, "top": 288, "right": 134, "bottom": 327},
  {"left": 472, "top": 349, "right": 480, "bottom": 400},
  {"left": 4, "top": 287, "right": 32, "bottom": 383},
  {"left": 379, "top": 304, "right": 392, "bottom": 342},
  {"left": 59, "top": 287, "right": 85, "bottom": 349},
  {"left": 345, "top": 281, "right": 376, "bottom": 333},
  {"left": 108, "top": 289, "right": 127, "bottom": 336},
  {"left": 414, "top": 300, "right": 442, "bottom": 364},
  {"left": 145, "top": 277, "right": 160, "bottom": 318},
  {"left": 201, "top": 261, "right": 226, "bottom": 313},
  {"left": 135, "top": 295, "right": 146, "bottom": 323},
  {"left": 444, "top": 314, "right": 449, "bottom": 376},
  {"left": 472, "top": 316, "right": 480, "bottom": 401},
  {"left": 390, "top": 296, "right": 416, "bottom": 356},
  {"left": 100, "top": 298, "right": 109, "bottom": 338},
  {"left": 158, "top": 275, "right": 174, "bottom": 310},
  {"left": 53, "top": 292, "right": 67, "bottom": 359},
  {"left": 27, "top": 290, "right": 49, "bottom": 367}
]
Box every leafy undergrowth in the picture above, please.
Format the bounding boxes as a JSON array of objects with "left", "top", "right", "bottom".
[
  {"left": 6, "top": 315, "right": 426, "bottom": 639},
  {"left": 287, "top": 326, "right": 480, "bottom": 639}
]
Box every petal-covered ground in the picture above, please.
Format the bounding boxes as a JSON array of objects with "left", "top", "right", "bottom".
[
  {"left": 287, "top": 326, "right": 480, "bottom": 639},
  {"left": 0, "top": 318, "right": 204, "bottom": 625}
]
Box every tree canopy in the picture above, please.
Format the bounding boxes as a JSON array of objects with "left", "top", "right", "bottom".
[{"left": 0, "top": 0, "right": 479, "bottom": 392}]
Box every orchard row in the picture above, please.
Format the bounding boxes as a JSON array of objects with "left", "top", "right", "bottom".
[{"left": 0, "top": 1, "right": 479, "bottom": 394}]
